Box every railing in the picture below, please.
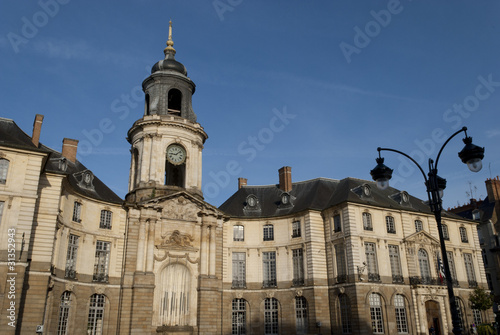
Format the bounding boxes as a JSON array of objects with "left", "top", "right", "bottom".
[
  {"left": 364, "top": 226, "right": 373, "bottom": 231},
  {"left": 410, "top": 276, "right": 446, "bottom": 286},
  {"left": 293, "top": 278, "right": 305, "bottom": 286},
  {"left": 368, "top": 273, "right": 381, "bottom": 282},
  {"left": 392, "top": 275, "right": 404, "bottom": 284},
  {"left": 336, "top": 274, "right": 347, "bottom": 284},
  {"left": 93, "top": 273, "right": 109, "bottom": 283},
  {"left": 232, "top": 280, "right": 246, "bottom": 288},
  {"left": 65, "top": 269, "right": 77, "bottom": 279},
  {"left": 469, "top": 280, "right": 478, "bottom": 288},
  {"left": 263, "top": 279, "right": 277, "bottom": 288},
  {"left": 387, "top": 229, "right": 396, "bottom": 234}
]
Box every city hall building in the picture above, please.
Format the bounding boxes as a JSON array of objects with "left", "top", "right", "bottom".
[{"left": 0, "top": 29, "right": 492, "bottom": 334}]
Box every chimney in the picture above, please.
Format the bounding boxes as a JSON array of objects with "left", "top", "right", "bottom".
[
  {"left": 278, "top": 166, "right": 292, "bottom": 192},
  {"left": 485, "top": 176, "right": 500, "bottom": 202},
  {"left": 238, "top": 178, "right": 247, "bottom": 189},
  {"left": 62, "top": 138, "right": 79, "bottom": 163},
  {"left": 32, "top": 114, "right": 44, "bottom": 147}
]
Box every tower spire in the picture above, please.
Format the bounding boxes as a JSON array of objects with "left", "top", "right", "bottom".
[{"left": 164, "top": 20, "right": 176, "bottom": 56}]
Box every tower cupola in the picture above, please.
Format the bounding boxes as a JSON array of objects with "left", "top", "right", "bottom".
[
  {"left": 126, "top": 22, "right": 207, "bottom": 202},
  {"left": 142, "top": 21, "right": 197, "bottom": 122}
]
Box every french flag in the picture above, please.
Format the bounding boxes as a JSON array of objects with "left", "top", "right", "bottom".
[{"left": 438, "top": 255, "right": 446, "bottom": 283}]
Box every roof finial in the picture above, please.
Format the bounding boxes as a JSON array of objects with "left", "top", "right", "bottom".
[{"left": 164, "top": 20, "right": 176, "bottom": 56}]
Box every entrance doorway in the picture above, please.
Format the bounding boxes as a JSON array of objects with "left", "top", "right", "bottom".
[{"left": 425, "top": 300, "right": 442, "bottom": 335}]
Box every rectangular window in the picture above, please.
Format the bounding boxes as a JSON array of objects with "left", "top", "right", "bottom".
[
  {"left": 486, "top": 273, "right": 493, "bottom": 290},
  {"left": 93, "top": 241, "right": 110, "bottom": 282},
  {"left": 292, "top": 248, "right": 304, "bottom": 286},
  {"left": 389, "top": 245, "right": 403, "bottom": 283},
  {"left": 99, "top": 210, "right": 112, "bottom": 229},
  {"left": 232, "top": 252, "right": 246, "bottom": 288},
  {"left": 464, "top": 253, "right": 477, "bottom": 287},
  {"left": 447, "top": 251, "right": 458, "bottom": 283},
  {"left": 0, "top": 201, "right": 4, "bottom": 225},
  {"left": 335, "top": 244, "right": 347, "bottom": 283},
  {"left": 262, "top": 252, "right": 276, "bottom": 287},
  {"left": 72, "top": 202, "right": 81, "bottom": 222},
  {"left": 386, "top": 216, "right": 396, "bottom": 234},
  {"left": 233, "top": 225, "right": 244, "bottom": 241},
  {"left": 442, "top": 224, "right": 449, "bottom": 240},
  {"left": 460, "top": 227, "right": 468, "bottom": 243},
  {"left": 363, "top": 212, "right": 373, "bottom": 231},
  {"left": 415, "top": 220, "right": 423, "bottom": 232},
  {"left": 263, "top": 225, "right": 274, "bottom": 241},
  {"left": 333, "top": 214, "right": 342, "bottom": 233},
  {"left": 292, "top": 220, "right": 301, "bottom": 238},
  {"left": 0, "top": 159, "right": 9, "bottom": 184},
  {"left": 473, "top": 309, "right": 482, "bottom": 325},
  {"left": 65, "top": 234, "right": 79, "bottom": 279},
  {"left": 365, "top": 242, "right": 380, "bottom": 282}
]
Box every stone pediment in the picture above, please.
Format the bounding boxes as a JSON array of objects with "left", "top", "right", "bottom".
[
  {"left": 403, "top": 230, "right": 440, "bottom": 247},
  {"left": 139, "top": 191, "right": 225, "bottom": 221}
]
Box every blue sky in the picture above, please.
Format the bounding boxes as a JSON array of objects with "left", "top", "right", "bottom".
[{"left": 0, "top": 0, "right": 499, "bottom": 209}]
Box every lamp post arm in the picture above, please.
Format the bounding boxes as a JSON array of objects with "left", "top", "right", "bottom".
[
  {"left": 434, "top": 127, "right": 467, "bottom": 170},
  {"left": 377, "top": 147, "right": 428, "bottom": 184}
]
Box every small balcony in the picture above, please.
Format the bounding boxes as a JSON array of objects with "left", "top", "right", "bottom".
[
  {"left": 468, "top": 280, "right": 478, "bottom": 288},
  {"left": 263, "top": 279, "right": 277, "bottom": 288},
  {"left": 293, "top": 278, "right": 305, "bottom": 286},
  {"left": 93, "top": 273, "right": 109, "bottom": 283},
  {"left": 65, "top": 269, "right": 77, "bottom": 280},
  {"left": 232, "top": 280, "right": 246, "bottom": 289},
  {"left": 336, "top": 274, "right": 347, "bottom": 284},
  {"left": 368, "top": 273, "right": 381, "bottom": 283},
  {"left": 392, "top": 275, "right": 404, "bottom": 284}
]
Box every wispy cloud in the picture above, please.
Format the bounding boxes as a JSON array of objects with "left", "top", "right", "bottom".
[
  {"left": 486, "top": 129, "right": 500, "bottom": 138},
  {"left": 31, "top": 38, "right": 141, "bottom": 68}
]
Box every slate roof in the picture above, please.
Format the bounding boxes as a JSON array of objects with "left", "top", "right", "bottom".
[
  {"left": 219, "top": 177, "right": 464, "bottom": 219},
  {"left": 0, "top": 118, "right": 122, "bottom": 204}
]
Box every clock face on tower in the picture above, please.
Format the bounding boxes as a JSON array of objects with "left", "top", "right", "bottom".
[{"left": 166, "top": 144, "right": 186, "bottom": 165}]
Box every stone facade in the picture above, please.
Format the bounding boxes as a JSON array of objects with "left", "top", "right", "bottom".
[{"left": 0, "top": 30, "right": 493, "bottom": 335}]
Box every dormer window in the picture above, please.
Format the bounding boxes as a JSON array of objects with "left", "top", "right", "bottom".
[
  {"left": 58, "top": 158, "right": 67, "bottom": 172},
  {"left": 472, "top": 210, "right": 480, "bottom": 220},
  {"left": 245, "top": 194, "right": 260, "bottom": 210},
  {"left": 281, "top": 193, "right": 290, "bottom": 205},
  {"left": 362, "top": 184, "right": 371, "bottom": 197},
  {"left": 401, "top": 191, "right": 409, "bottom": 203},
  {"left": 167, "top": 88, "right": 182, "bottom": 115}
]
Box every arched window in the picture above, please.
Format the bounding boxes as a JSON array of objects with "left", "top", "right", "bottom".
[
  {"left": 145, "top": 94, "right": 151, "bottom": 115},
  {"left": 87, "top": 294, "right": 105, "bottom": 335},
  {"left": 418, "top": 249, "right": 431, "bottom": 281},
  {"left": 57, "top": 291, "right": 72, "bottom": 335},
  {"left": 0, "top": 158, "right": 9, "bottom": 184},
  {"left": 167, "top": 89, "right": 182, "bottom": 115},
  {"left": 363, "top": 212, "right": 372, "bottom": 231},
  {"left": 232, "top": 298, "right": 246, "bottom": 335},
  {"left": 339, "top": 294, "right": 352, "bottom": 334},
  {"left": 295, "top": 296, "right": 308, "bottom": 334},
  {"left": 133, "top": 148, "right": 140, "bottom": 187},
  {"left": 394, "top": 294, "right": 408, "bottom": 333},
  {"left": 369, "top": 293, "right": 384, "bottom": 334},
  {"left": 264, "top": 298, "right": 279, "bottom": 335},
  {"left": 158, "top": 263, "right": 191, "bottom": 326}
]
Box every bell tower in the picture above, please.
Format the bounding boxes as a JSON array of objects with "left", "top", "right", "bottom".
[{"left": 126, "top": 21, "right": 207, "bottom": 202}]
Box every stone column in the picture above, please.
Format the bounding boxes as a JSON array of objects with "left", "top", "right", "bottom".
[
  {"left": 146, "top": 219, "right": 156, "bottom": 272},
  {"left": 200, "top": 224, "right": 208, "bottom": 275},
  {"left": 209, "top": 225, "right": 216, "bottom": 277},
  {"left": 136, "top": 219, "right": 147, "bottom": 272}
]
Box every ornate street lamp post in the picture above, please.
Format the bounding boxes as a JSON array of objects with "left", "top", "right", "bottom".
[{"left": 370, "top": 127, "right": 484, "bottom": 335}]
